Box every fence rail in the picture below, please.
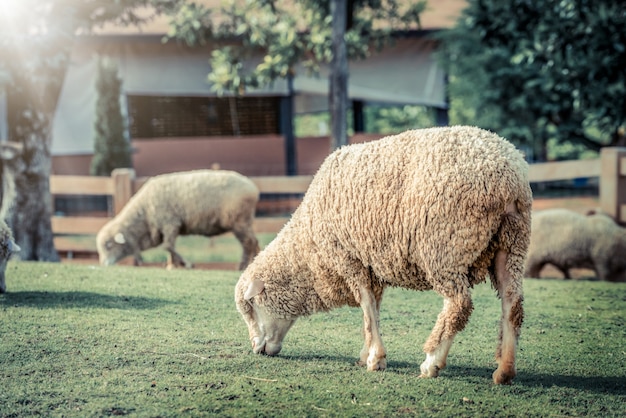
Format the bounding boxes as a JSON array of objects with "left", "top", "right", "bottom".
[
  {"left": 527, "top": 158, "right": 601, "bottom": 182},
  {"left": 51, "top": 147, "right": 626, "bottom": 260}
]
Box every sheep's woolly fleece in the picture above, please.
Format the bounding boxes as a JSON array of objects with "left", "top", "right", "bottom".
[
  {"left": 116, "top": 170, "right": 260, "bottom": 239},
  {"left": 237, "top": 126, "right": 532, "bottom": 319},
  {"left": 525, "top": 208, "right": 626, "bottom": 281},
  {"left": 97, "top": 169, "right": 260, "bottom": 269}
]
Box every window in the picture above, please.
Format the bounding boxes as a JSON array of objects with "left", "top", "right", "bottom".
[{"left": 127, "top": 95, "right": 281, "bottom": 138}]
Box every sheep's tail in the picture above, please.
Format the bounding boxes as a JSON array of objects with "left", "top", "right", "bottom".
[{"left": 490, "top": 199, "right": 532, "bottom": 289}]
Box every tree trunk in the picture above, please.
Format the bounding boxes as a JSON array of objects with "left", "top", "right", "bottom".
[
  {"left": 533, "top": 131, "right": 548, "bottom": 163},
  {"left": 8, "top": 110, "right": 59, "bottom": 261},
  {"left": 283, "top": 73, "right": 297, "bottom": 175},
  {"left": 329, "top": 0, "right": 349, "bottom": 151}
]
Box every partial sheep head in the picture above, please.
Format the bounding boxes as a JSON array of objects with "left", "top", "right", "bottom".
[
  {"left": 96, "top": 223, "right": 132, "bottom": 266},
  {"left": 236, "top": 276, "right": 296, "bottom": 356}
]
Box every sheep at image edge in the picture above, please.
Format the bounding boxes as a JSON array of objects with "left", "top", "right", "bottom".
[
  {"left": 97, "top": 169, "right": 260, "bottom": 270},
  {"left": 525, "top": 208, "right": 626, "bottom": 282},
  {"left": 0, "top": 142, "right": 23, "bottom": 293},
  {"left": 0, "top": 220, "right": 20, "bottom": 293},
  {"left": 236, "top": 126, "right": 532, "bottom": 385}
]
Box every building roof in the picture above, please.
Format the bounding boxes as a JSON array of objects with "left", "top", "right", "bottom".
[{"left": 53, "top": 1, "right": 467, "bottom": 156}]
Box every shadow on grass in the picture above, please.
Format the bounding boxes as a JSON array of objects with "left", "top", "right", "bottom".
[
  {"left": 445, "top": 365, "right": 625, "bottom": 395},
  {"left": 0, "top": 291, "right": 172, "bottom": 310},
  {"left": 281, "top": 354, "right": 625, "bottom": 395}
]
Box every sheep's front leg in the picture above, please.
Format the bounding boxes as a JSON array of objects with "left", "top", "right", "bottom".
[
  {"left": 161, "top": 226, "right": 190, "bottom": 270},
  {"left": 356, "top": 285, "right": 387, "bottom": 371},
  {"left": 133, "top": 253, "right": 144, "bottom": 266},
  {"left": 493, "top": 249, "right": 524, "bottom": 385},
  {"left": 421, "top": 287, "right": 473, "bottom": 378}
]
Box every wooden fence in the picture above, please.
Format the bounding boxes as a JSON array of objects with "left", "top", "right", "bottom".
[{"left": 51, "top": 147, "right": 626, "bottom": 259}]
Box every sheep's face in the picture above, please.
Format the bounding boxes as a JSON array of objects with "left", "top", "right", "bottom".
[
  {"left": 96, "top": 225, "right": 132, "bottom": 266},
  {"left": 236, "top": 277, "right": 296, "bottom": 356}
]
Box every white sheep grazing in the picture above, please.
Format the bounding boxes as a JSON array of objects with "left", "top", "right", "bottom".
[
  {"left": 97, "top": 169, "right": 260, "bottom": 270},
  {"left": 236, "top": 126, "right": 532, "bottom": 385},
  {"left": 0, "top": 219, "right": 20, "bottom": 293},
  {"left": 525, "top": 208, "right": 626, "bottom": 282}
]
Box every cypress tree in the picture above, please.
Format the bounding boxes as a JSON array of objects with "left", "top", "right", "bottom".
[{"left": 90, "top": 56, "right": 132, "bottom": 176}]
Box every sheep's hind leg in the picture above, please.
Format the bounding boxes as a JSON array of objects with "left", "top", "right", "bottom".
[
  {"left": 420, "top": 285, "right": 473, "bottom": 378},
  {"left": 491, "top": 203, "right": 528, "bottom": 385},
  {"left": 492, "top": 248, "right": 524, "bottom": 385},
  {"left": 552, "top": 264, "right": 571, "bottom": 279},
  {"left": 232, "top": 224, "right": 260, "bottom": 270},
  {"left": 355, "top": 284, "right": 387, "bottom": 371}
]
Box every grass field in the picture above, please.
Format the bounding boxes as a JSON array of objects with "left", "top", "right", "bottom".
[{"left": 1, "top": 261, "right": 625, "bottom": 417}]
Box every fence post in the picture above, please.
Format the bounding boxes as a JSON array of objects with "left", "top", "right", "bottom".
[
  {"left": 112, "top": 168, "right": 135, "bottom": 215},
  {"left": 600, "top": 147, "right": 626, "bottom": 225}
]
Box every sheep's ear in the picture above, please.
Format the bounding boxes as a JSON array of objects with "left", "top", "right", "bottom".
[
  {"left": 0, "top": 142, "right": 22, "bottom": 160},
  {"left": 9, "top": 240, "right": 20, "bottom": 253},
  {"left": 114, "top": 232, "right": 126, "bottom": 245},
  {"left": 244, "top": 279, "right": 265, "bottom": 301}
]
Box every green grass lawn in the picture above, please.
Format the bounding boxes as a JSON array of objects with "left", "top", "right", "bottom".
[{"left": 1, "top": 261, "right": 624, "bottom": 417}]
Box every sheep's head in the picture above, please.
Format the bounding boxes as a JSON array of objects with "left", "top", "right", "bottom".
[
  {"left": 96, "top": 222, "right": 132, "bottom": 266},
  {"left": 235, "top": 272, "right": 296, "bottom": 356}
]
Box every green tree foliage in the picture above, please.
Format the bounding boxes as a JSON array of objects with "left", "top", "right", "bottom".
[
  {"left": 90, "top": 57, "right": 132, "bottom": 176},
  {"left": 0, "top": 0, "right": 179, "bottom": 261},
  {"left": 364, "top": 104, "right": 435, "bottom": 134},
  {"left": 168, "top": 0, "right": 425, "bottom": 95},
  {"left": 167, "top": 0, "right": 425, "bottom": 151},
  {"left": 294, "top": 104, "right": 435, "bottom": 138},
  {"left": 438, "top": 0, "right": 626, "bottom": 161}
]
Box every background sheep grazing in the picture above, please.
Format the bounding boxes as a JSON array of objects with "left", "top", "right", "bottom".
[
  {"left": 0, "top": 220, "right": 20, "bottom": 293},
  {"left": 236, "top": 126, "right": 532, "bottom": 385},
  {"left": 97, "top": 169, "right": 260, "bottom": 270},
  {"left": 525, "top": 208, "right": 626, "bottom": 282}
]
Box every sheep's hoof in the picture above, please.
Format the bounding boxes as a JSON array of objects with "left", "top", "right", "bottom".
[
  {"left": 492, "top": 367, "right": 516, "bottom": 385},
  {"left": 355, "top": 357, "right": 387, "bottom": 371},
  {"left": 165, "top": 262, "right": 192, "bottom": 270},
  {"left": 369, "top": 358, "right": 387, "bottom": 371},
  {"left": 419, "top": 363, "right": 441, "bottom": 378}
]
